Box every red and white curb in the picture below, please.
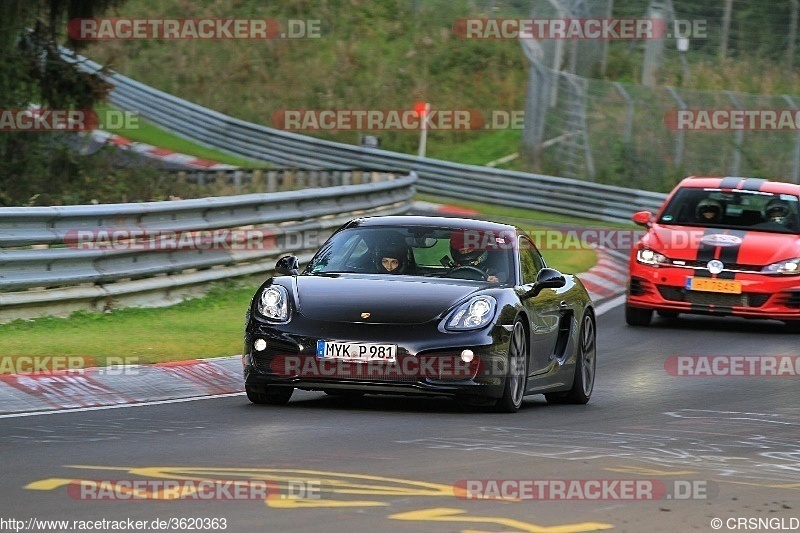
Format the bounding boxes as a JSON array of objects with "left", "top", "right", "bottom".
[
  {"left": 578, "top": 249, "right": 628, "bottom": 302},
  {"left": 0, "top": 357, "right": 243, "bottom": 417},
  {"left": 89, "top": 130, "right": 238, "bottom": 170}
]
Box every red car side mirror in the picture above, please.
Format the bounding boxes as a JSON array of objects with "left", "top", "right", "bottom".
[{"left": 632, "top": 211, "right": 653, "bottom": 227}]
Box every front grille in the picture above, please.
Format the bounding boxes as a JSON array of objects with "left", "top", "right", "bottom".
[
  {"left": 628, "top": 276, "right": 650, "bottom": 296},
  {"left": 779, "top": 291, "right": 800, "bottom": 309},
  {"left": 657, "top": 286, "right": 770, "bottom": 307},
  {"left": 658, "top": 286, "right": 684, "bottom": 301},
  {"left": 676, "top": 261, "right": 764, "bottom": 273},
  {"left": 320, "top": 359, "right": 420, "bottom": 382}
]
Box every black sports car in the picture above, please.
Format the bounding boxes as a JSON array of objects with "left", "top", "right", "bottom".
[{"left": 243, "top": 216, "right": 596, "bottom": 412}]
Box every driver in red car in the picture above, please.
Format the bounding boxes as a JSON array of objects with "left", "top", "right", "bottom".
[{"left": 449, "top": 230, "right": 509, "bottom": 283}]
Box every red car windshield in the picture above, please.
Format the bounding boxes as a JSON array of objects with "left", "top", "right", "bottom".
[{"left": 657, "top": 188, "right": 800, "bottom": 234}]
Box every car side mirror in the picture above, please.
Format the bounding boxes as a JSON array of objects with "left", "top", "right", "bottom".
[
  {"left": 523, "top": 268, "right": 566, "bottom": 299},
  {"left": 632, "top": 211, "right": 653, "bottom": 227},
  {"left": 275, "top": 255, "right": 300, "bottom": 276}
]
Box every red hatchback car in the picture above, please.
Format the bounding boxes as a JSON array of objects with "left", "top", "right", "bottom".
[{"left": 626, "top": 176, "right": 800, "bottom": 330}]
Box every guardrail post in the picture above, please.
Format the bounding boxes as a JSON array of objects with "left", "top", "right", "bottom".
[
  {"left": 725, "top": 91, "right": 743, "bottom": 176},
  {"left": 665, "top": 86, "right": 686, "bottom": 168},
  {"left": 613, "top": 82, "right": 634, "bottom": 143},
  {"left": 233, "top": 170, "right": 242, "bottom": 194},
  {"left": 783, "top": 95, "right": 800, "bottom": 183}
]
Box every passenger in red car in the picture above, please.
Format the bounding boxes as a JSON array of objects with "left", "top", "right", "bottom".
[{"left": 695, "top": 198, "right": 724, "bottom": 223}]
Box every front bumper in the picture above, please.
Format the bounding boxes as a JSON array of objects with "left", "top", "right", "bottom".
[
  {"left": 627, "top": 263, "right": 800, "bottom": 319},
  {"left": 243, "top": 317, "right": 511, "bottom": 400}
]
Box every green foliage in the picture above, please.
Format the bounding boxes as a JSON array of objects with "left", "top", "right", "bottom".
[
  {"left": 0, "top": 0, "right": 128, "bottom": 205},
  {"left": 0, "top": 278, "right": 261, "bottom": 363}
]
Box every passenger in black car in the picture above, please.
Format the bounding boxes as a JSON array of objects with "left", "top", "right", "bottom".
[{"left": 374, "top": 240, "right": 411, "bottom": 274}]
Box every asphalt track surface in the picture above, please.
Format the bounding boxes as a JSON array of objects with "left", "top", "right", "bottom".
[{"left": 1, "top": 303, "right": 798, "bottom": 533}]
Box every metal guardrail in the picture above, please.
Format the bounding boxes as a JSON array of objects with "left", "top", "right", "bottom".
[
  {"left": 0, "top": 174, "right": 415, "bottom": 322},
  {"left": 63, "top": 49, "right": 668, "bottom": 224},
  {"left": 168, "top": 168, "right": 404, "bottom": 195}
]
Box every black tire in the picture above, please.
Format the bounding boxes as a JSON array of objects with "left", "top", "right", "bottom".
[
  {"left": 625, "top": 304, "right": 653, "bottom": 326},
  {"left": 546, "top": 312, "right": 596, "bottom": 405},
  {"left": 494, "top": 319, "right": 528, "bottom": 413},
  {"left": 246, "top": 385, "right": 294, "bottom": 405}
]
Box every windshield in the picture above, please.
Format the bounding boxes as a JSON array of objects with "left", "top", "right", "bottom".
[
  {"left": 304, "top": 225, "right": 516, "bottom": 283},
  {"left": 658, "top": 187, "right": 800, "bottom": 234}
]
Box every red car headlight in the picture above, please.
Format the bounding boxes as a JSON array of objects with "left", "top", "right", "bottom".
[
  {"left": 761, "top": 258, "right": 800, "bottom": 275},
  {"left": 636, "top": 248, "right": 670, "bottom": 266}
]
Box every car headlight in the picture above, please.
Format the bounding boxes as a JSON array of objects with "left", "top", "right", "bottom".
[
  {"left": 444, "top": 296, "right": 497, "bottom": 331},
  {"left": 761, "top": 258, "right": 800, "bottom": 275},
  {"left": 636, "top": 248, "right": 670, "bottom": 266},
  {"left": 257, "top": 285, "right": 290, "bottom": 321}
]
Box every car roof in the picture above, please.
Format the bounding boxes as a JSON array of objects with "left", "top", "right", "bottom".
[
  {"left": 678, "top": 176, "right": 800, "bottom": 196},
  {"left": 350, "top": 215, "right": 517, "bottom": 233}
]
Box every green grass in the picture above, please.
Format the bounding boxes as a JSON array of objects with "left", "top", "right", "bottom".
[
  {"left": 427, "top": 129, "right": 522, "bottom": 167},
  {"left": 94, "top": 104, "right": 270, "bottom": 168},
  {"left": 0, "top": 279, "right": 257, "bottom": 368}
]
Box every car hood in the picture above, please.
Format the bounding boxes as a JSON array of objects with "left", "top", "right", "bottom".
[
  {"left": 291, "top": 275, "right": 484, "bottom": 324},
  {"left": 645, "top": 224, "right": 800, "bottom": 265}
]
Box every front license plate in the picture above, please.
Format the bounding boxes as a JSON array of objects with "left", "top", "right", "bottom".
[
  {"left": 685, "top": 277, "right": 742, "bottom": 294},
  {"left": 316, "top": 341, "right": 397, "bottom": 363}
]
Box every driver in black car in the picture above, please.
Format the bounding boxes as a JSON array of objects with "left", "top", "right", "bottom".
[{"left": 449, "top": 230, "right": 509, "bottom": 283}]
